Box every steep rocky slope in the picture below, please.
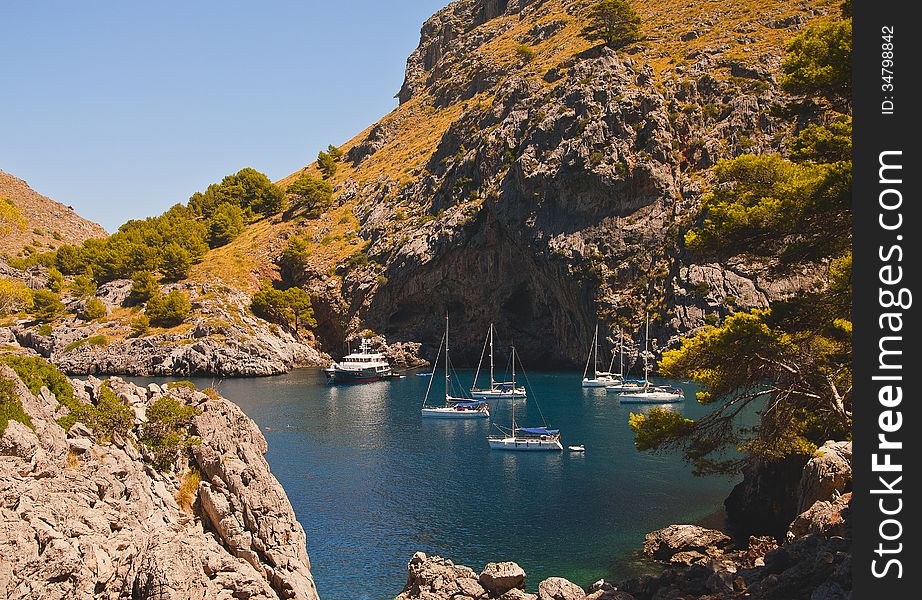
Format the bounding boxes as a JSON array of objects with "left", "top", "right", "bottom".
[
  {"left": 0, "top": 361, "right": 319, "bottom": 599},
  {"left": 0, "top": 169, "right": 107, "bottom": 257},
  {"left": 199, "top": 0, "right": 838, "bottom": 366}
]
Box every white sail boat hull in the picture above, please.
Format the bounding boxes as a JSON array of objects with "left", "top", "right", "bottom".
[
  {"left": 487, "top": 436, "right": 563, "bottom": 451},
  {"left": 470, "top": 388, "right": 526, "bottom": 399},
  {"left": 422, "top": 407, "right": 490, "bottom": 419},
  {"left": 605, "top": 382, "right": 644, "bottom": 393},
  {"left": 618, "top": 389, "right": 684, "bottom": 403},
  {"left": 582, "top": 376, "right": 619, "bottom": 388}
]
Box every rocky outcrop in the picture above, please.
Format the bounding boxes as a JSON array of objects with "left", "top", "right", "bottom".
[
  {"left": 396, "top": 552, "right": 496, "bottom": 600},
  {"left": 795, "top": 441, "right": 852, "bottom": 514},
  {"left": 0, "top": 362, "right": 318, "bottom": 599},
  {"left": 10, "top": 280, "right": 329, "bottom": 377},
  {"left": 724, "top": 454, "right": 808, "bottom": 540},
  {"left": 643, "top": 525, "right": 732, "bottom": 566}
]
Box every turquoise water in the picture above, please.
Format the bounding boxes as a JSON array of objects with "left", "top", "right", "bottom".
[{"left": 128, "top": 369, "right": 736, "bottom": 599}]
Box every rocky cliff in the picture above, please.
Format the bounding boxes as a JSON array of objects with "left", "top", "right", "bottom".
[
  {"left": 263, "top": 0, "right": 838, "bottom": 366},
  {"left": 0, "top": 169, "right": 107, "bottom": 257},
  {"left": 0, "top": 359, "right": 319, "bottom": 599}
]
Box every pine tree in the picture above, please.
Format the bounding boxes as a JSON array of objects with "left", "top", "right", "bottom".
[{"left": 580, "top": 0, "right": 641, "bottom": 49}]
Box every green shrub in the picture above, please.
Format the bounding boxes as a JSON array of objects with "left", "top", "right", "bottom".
[
  {"left": 84, "top": 383, "right": 134, "bottom": 442},
  {"left": 207, "top": 202, "right": 246, "bottom": 247},
  {"left": 128, "top": 271, "right": 158, "bottom": 305},
  {"left": 80, "top": 298, "right": 107, "bottom": 321},
  {"left": 1, "top": 355, "right": 75, "bottom": 413},
  {"left": 344, "top": 249, "right": 370, "bottom": 269},
  {"left": 46, "top": 267, "right": 64, "bottom": 293},
  {"left": 140, "top": 395, "right": 201, "bottom": 471},
  {"left": 167, "top": 381, "right": 198, "bottom": 391},
  {"left": 326, "top": 144, "right": 344, "bottom": 162},
  {"left": 146, "top": 290, "right": 191, "bottom": 327},
  {"left": 188, "top": 167, "right": 286, "bottom": 218},
  {"left": 131, "top": 313, "right": 150, "bottom": 337},
  {"left": 63, "top": 335, "right": 108, "bottom": 352},
  {"left": 317, "top": 150, "right": 338, "bottom": 179},
  {"left": 286, "top": 174, "right": 334, "bottom": 218},
  {"left": 160, "top": 243, "right": 191, "bottom": 282},
  {"left": 250, "top": 281, "right": 316, "bottom": 331},
  {"left": 71, "top": 273, "right": 97, "bottom": 297},
  {"left": 515, "top": 44, "right": 537, "bottom": 62},
  {"left": 31, "top": 289, "right": 64, "bottom": 322},
  {"left": 0, "top": 278, "right": 33, "bottom": 316},
  {"left": 278, "top": 236, "right": 311, "bottom": 285},
  {"left": 0, "top": 376, "right": 34, "bottom": 435},
  {"left": 52, "top": 382, "right": 133, "bottom": 441}
]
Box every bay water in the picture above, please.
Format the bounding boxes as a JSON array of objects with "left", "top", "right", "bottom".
[{"left": 128, "top": 369, "right": 737, "bottom": 599}]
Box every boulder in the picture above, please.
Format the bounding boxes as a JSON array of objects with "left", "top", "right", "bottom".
[
  {"left": 537, "top": 577, "right": 586, "bottom": 600},
  {"left": 0, "top": 420, "right": 40, "bottom": 461},
  {"left": 788, "top": 493, "right": 851, "bottom": 541},
  {"left": 643, "top": 525, "right": 732, "bottom": 562},
  {"left": 480, "top": 562, "right": 526, "bottom": 596},
  {"left": 397, "top": 553, "right": 482, "bottom": 600},
  {"left": 796, "top": 441, "right": 852, "bottom": 513}
]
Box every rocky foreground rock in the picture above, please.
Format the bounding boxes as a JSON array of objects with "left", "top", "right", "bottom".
[{"left": 0, "top": 363, "right": 319, "bottom": 599}]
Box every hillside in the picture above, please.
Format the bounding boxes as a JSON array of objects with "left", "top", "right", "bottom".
[
  {"left": 0, "top": 170, "right": 107, "bottom": 258},
  {"left": 197, "top": 0, "right": 839, "bottom": 366}
]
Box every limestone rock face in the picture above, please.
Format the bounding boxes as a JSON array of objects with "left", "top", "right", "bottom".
[
  {"left": 305, "top": 0, "right": 822, "bottom": 369},
  {"left": 0, "top": 367, "right": 319, "bottom": 600}
]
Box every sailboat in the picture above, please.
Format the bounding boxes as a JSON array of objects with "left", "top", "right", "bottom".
[
  {"left": 618, "top": 314, "right": 684, "bottom": 404},
  {"left": 470, "top": 324, "right": 527, "bottom": 399},
  {"left": 421, "top": 313, "right": 490, "bottom": 419},
  {"left": 487, "top": 346, "right": 563, "bottom": 451},
  {"left": 605, "top": 328, "right": 645, "bottom": 393},
  {"left": 581, "top": 322, "right": 622, "bottom": 388}
]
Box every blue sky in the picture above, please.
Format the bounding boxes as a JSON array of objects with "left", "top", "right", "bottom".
[{"left": 1, "top": 1, "right": 447, "bottom": 232}]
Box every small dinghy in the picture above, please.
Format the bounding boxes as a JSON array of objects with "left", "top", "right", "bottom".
[{"left": 568, "top": 445, "right": 585, "bottom": 452}]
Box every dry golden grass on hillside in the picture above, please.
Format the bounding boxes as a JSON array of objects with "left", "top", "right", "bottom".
[
  {"left": 0, "top": 170, "right": 107, "bottom": 258},
  {"left": 199, "top": 0, "right": 838, "bottom": 289}
]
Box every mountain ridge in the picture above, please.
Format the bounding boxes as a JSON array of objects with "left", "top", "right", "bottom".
[{"left": 0, "top": 169, "right": 107, "bottom": 258}]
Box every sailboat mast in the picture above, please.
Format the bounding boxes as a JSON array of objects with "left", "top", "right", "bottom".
[
  {"left": 489, "top": 324, "right": 495, "bottom": 390},
  {"left": 445, "top": 312, "right": 450, "bottom": 404},
  {"left": 512, "top": 346, "right": 515, "bottom": 437},
  {"left": 619, "top": 328, "right": 624, "bottom": 377},
  {"left": 644, "top": 313, "right": 650, "bottom": 385},
  {"left": 593, "top": 322, "right": 599, "bottom": 378}
]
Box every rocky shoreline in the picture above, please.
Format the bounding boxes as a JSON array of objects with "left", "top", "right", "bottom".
[
  {"left": 392, "top": 442, "right": 852, "bottom": 600},
  {"left": 0, "top": 362, "right": 319, "bottom": 599}
]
